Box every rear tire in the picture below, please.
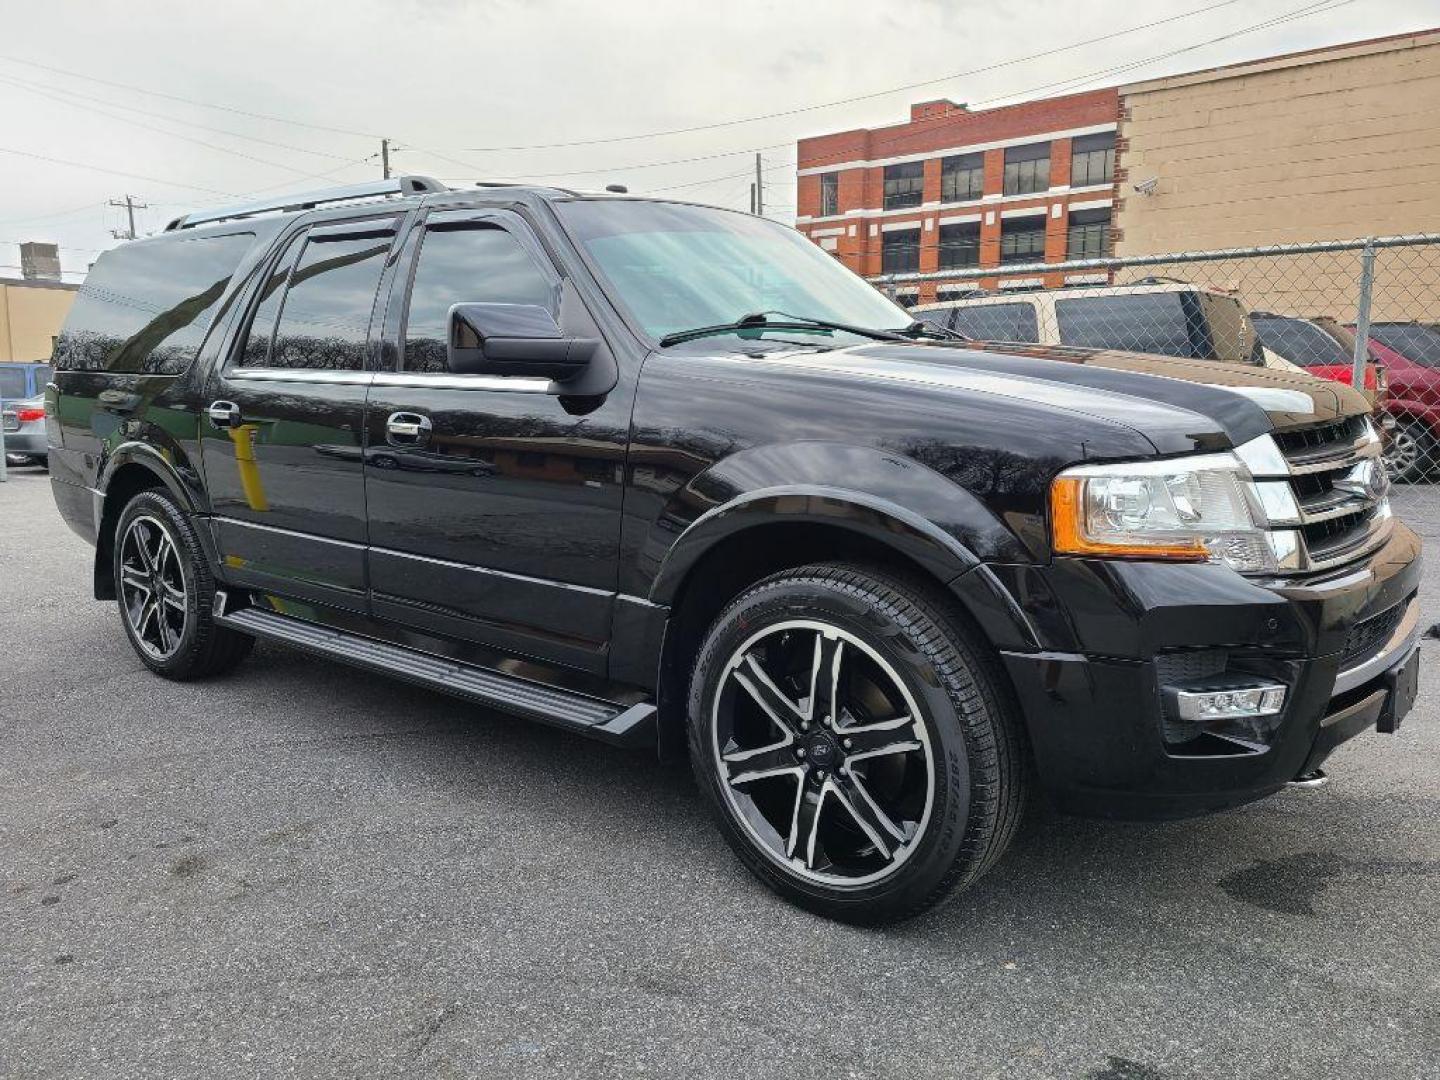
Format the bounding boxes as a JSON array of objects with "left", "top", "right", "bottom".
[
  {"left": 113, "top": 489, "right": 253, "bottom": 680},
  {"left": 688, "top": 562, "right": 1027, "bottom": 924}
]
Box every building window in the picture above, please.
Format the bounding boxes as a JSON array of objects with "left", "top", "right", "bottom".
[
  {"left": 1070, "top": 132, "right": 1115, "bottom": 187},
  {"left": 938, "top": 222, "right": 980, "bottom": 270},
  {"left": 881, "top": 228, "right": 921, "bottom": 274},
  {"left": 883, "top": 162, "right": 925, "bottom": 210},
  {"left": 820, "top": 173, "right": 839, "bottom": 217},
  {"left": 999, "top": 217, "right": 1047, "bottom": 264},
  {"left": 940, "top": 153, "right": 984, "bottom": 203},
  {"left": 1066, "top": 208, "right": 1111, "bottom": 260},
  {"left": 1003, "top": 142, "right": 1050, "bottom": 196}
]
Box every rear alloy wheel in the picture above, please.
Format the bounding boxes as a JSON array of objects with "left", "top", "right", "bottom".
[
  {"left": 689, "top": 563, "right": 1026, "bottom": 923},
  {"left": 1383, "top": 418, "right": 1434, "bottom": 483},
  {"left": 113, "top": 489, "right": 253, "bottom": 679}
]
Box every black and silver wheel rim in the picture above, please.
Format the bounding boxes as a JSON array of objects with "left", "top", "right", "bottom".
[
  {"left": 119, "top": 515, "right": 187, "bottom": 660},
  {"left": 1383, "top": 424, "right": 1422, "bottom": 478},
  {"left": 711, "top": 620, "right": 936, "bottom": 887}
]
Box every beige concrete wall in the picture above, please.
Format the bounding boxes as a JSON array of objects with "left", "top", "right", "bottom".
[
  {"left": 1115, "top": 32, "right": 1440, "bottom": 321},
  {"left": 0, "top": 281, "right": 77, "bottom": 362}
]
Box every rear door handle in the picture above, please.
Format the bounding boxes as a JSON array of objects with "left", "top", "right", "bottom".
[
  {"left": 386, "top": 411, "right": 431, "bottom": 447},
  {"left": 207, "top": 400, "right": 242, "bottom": 429}
]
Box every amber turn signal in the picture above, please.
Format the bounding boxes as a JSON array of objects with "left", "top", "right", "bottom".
[{"left": 1049, "top": 476, "right": 1209, "bottom": 560}]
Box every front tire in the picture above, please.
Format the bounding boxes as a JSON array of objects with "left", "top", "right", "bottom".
[
  {"left": 688, "top": 563, "right": 1027, "bottom": 924},
  {"left": 113, "top": 489, "right": 253, "bottom": 679}
]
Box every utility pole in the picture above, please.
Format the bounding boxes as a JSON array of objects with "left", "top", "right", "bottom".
[
  {"left": 108, "top": 194, "right": 148, "bottom": 240},
  {"left": 381, "top": 138, "right": 391, "bottom": 180},
  {"left": 753, "top": 153, "right": 764, "bottom": 217},
  {"left": 749, "top": 183, "right": 757, "bottom": 215}
]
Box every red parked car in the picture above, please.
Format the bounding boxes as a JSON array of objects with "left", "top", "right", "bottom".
[{"left": 1350, "top": 322, "right": 1440, "bottom": 481}]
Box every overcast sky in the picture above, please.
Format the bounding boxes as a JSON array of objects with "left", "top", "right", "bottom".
[{"left": 0, "top": 0, "right": 1433, "bottom": 279}]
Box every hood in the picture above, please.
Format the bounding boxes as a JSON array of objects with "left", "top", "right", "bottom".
[{"left": 731, "top": 339, "right": 1369, "bottom": 456}]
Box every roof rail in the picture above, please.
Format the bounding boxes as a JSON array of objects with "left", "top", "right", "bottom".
[{"left": 164, "top": 175, "right": 448, "bottom": 232}]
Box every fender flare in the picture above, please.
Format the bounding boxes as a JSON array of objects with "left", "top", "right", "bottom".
[{"left": 650, "top": 484, "right": 1042, "bottom": 652}]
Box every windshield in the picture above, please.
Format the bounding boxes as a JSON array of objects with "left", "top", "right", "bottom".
[
  {"left": 555, "top": 199, "right": 909, "bottom": 343},
  {"left": 0, "top": 366, "right": 27, "bottom": 399},
  {"left": 1369, "top": 323, "right": 1440, "bottom": 367}
]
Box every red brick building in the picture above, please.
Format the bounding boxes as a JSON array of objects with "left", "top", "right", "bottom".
[{"left": 795, "top": 88, "right": 1120, "bottom": 304}]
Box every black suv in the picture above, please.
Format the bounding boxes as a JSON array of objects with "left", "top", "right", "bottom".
[{"left": 45, "top": 177, "right": 1422, "bottom": 923}]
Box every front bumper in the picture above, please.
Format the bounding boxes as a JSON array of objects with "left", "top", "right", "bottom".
[{"left": 993, "top": 522, "right": 1423, "bottom": 819}]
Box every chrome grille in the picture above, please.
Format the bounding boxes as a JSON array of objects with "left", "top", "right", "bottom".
[{"left": 1241, "top": 416, "right": 1391, "bottom": 574}]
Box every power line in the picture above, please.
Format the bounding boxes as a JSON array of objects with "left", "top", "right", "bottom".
[
  {"left": 0, "top": 72, "right": 358, "bottom": 180},
  {"left": 445, "top": 0, "right": 1247, "bottom": 153},
  {"left": 0, "top": 69, "right": 359, "bottom": 164},
  {"left": 0, "top": 55, "right": 379, "bottom": 139},
  {"left": 0, "top": 145, "right": 235, "bottom": 196},
  {"left": 794, "top": 0, "right": 1357, "bottom": 171}
]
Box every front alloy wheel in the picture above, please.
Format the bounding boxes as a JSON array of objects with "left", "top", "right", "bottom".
[
  {"left": 690, "top": 563, "right": 1027, "bottom": 924},
  {"left": 713, "top": 621, "right": 934, "bottom": 886}
]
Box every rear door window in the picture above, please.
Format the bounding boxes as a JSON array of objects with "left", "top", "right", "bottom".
[
  {"left": 949, "top": 303, "right": 1038, "bottom": 343},
  {"left": 1252, "top": 317, "right": 1349, "bottom": 367},
  {"left": 237, "top": 221, "right": 394, "bottom": 371},
  {"left": 54, "top": 231, "right": 254, "bottom": 374},
  {"left": 0, "top": 366, "right": 27, "bottom": 398},
  {"left": 1055, "top": 292, "right": 1202, "bottom": 358}
]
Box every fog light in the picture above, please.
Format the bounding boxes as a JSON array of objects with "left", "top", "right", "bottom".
[{"left": 1170, "top": 683, "right": 1286, "bottom": 722}]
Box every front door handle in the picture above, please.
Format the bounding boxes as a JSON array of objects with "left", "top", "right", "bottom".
[
  {"left": 386, "top": 411, "right": 432, "bottom": 447},
  {"left": 207, "top": 400, "right": 242, "bottom": 429}
]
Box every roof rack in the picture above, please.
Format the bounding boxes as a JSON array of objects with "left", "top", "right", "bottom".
[{"left": 164, "top": 175, "right": 448, "bottom": 232}]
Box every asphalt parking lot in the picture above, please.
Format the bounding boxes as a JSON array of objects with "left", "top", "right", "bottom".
[{"left": 2, "top": 464, "right": 1438, "bottom": 1080}]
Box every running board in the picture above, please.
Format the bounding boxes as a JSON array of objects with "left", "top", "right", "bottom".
[{"left": 214, "top": 606, "right": 656, "bottom": 748}]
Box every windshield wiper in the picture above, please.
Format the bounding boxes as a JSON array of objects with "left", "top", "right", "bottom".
[
  {"left": 896, "top": 320, "right": 967, "bottom": 342},
  {"left": 658, "top": 311, "right": 912, "bottom": 348}
]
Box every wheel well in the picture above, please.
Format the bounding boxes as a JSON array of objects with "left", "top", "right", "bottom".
[
  {"left": 93, "top": 464, "right": 166, "bottom": 600},
  {"left": 654, "top": 521, "right": 984, "bottom": 760}
]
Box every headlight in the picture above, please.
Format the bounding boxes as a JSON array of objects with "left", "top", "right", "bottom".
[{"left": 1050, "top": 452, "right": 1274, "bottom": 572}]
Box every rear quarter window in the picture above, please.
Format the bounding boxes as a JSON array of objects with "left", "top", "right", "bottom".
[
  {"left": 54, "top": 231, "right": 255, "bottom": 375},
  {"left": 950, "top": 302, "right": 1038, "bottom": 343},
  {"left": 1055, "top": 292, "right": 1203, "bottom": 358},
  {"left": 0, "top": 366, "right": 27, "bottom": 398}
]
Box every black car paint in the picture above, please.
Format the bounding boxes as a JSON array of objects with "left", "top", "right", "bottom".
[{"left": 45, "top": 187, "right": 1421, "bottom": 820}]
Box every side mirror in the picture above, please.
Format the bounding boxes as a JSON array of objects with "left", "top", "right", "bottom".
[{"left": 447, "top": 303, "right": 599, "bottom": 382}]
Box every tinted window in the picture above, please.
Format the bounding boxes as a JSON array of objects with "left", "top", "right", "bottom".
[
  {"left": 951, "top": 303, "right": 1039, "bottom": 343},
  {"left": 264, "top": 227, "right": 391, "bottom": 371},
  {"left": 54, "top": 232, "right": 254, "bottom": 374},
  {"left": 33, "top": 364, "right": 52, "bottom": 389},
  {"left": 1368, "top": 324, "right": 1440, "bottom": 367},
  {"left": 236, "top": 234, "right": 303, "bottom": 367},
  {"left": 0, "top": 366, "right": 26, "bottom": 398},
  {"left": 403, "top": 225, "right": 555, "bottom": 373},
  {"left": 1252, "top": 317, "right": 1348, "bottom": 367},
  {"left": 913, "top": 309, "right": 954, "bottom": 332},
  {"left": 1056, "top": 293, "right": 1202, "bottom": 357}
]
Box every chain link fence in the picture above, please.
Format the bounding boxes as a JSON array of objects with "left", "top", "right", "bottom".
[{"left": 873, "top": 234, "right": 1440, "bottom": 485}]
